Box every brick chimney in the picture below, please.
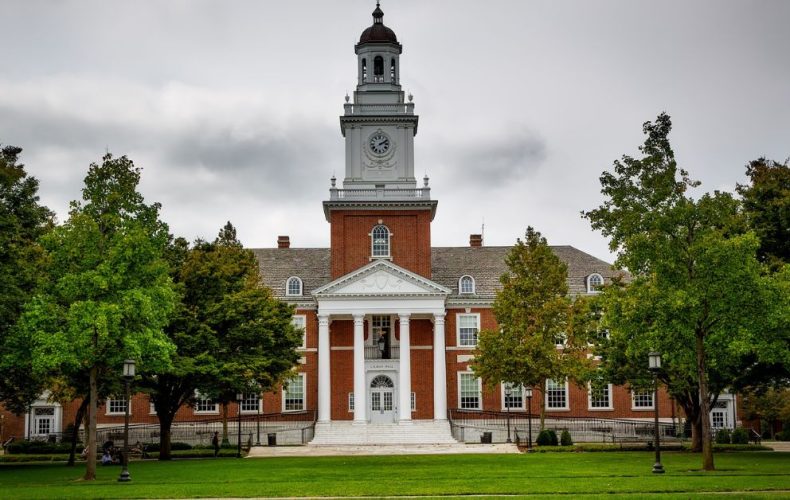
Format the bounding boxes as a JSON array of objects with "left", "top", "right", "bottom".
[
  {"left": 277, "top": 235, "right": 290, "bottom": 248},
  {"left": 469, "top": 234, "right": 483, "bottom": 247}
]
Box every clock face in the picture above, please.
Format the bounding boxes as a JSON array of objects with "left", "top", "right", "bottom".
[{"left": 368, "top": 133, "right": 391, "bottom": 155}]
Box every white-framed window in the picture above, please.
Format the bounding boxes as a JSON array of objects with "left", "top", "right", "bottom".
[
  {"left": 371, "top": 224, "right": 391, "bottom": 258},
  {"left": 286, "top": 276, "right": 303, "bottom": 296},
  {"left": 411, "top": 392, "right": 416, "bottom": 412},
  {"left": 502, "top": 383, "right": 525, "bottom": 410},
  {"left": 457, "top": 313, "right": 480, "bottom": 347},
  {"left": 292, "top": 314, "right": 307, "bottom": 348},
  {"left": 458, "top": 372, "right": 482, "bottom": 410},
  {"left": 194, "top": 394, "right": 219, "bottom": 414},
  {"left": 588, "top": 382, "right": 613, "bottom": 410},
  {"left": 283, "top": 373, "right": 306, "bottom": 412},
  {"left": 348, "top": 392, "right": 355, "bottom": 412},
  {"left": 586, "top": 273, "right": 604, "bottom": 293},
  {"left": 240, "top": 393, "right": 261, "bottom": 413},
  {"left": 149, "top": 401, "right": 157, "bottom": 415},
  {"left": 554, "top": 332, "right": 567, "bottom": 348},
  {"left": 546, "top": 379, "right": 569, "bottom": 410},
  {"left": 106, "top": 398, "right": 128, "bottom": 415},
  {"left": 459, "top": 275, "right": 475, "bottom": 294},
  {"left": 632, "top": 390, "right": 654, "bottom": 410}
]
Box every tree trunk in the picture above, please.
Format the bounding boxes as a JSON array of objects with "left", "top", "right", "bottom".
[
  {"left": 675, "top": 390, "right": 702, "bottom": 452},
  {"left": 696, "top": 331, "right": 715, "bottom": 471},
  {"left": 221, "top": 403, "right": 229, "bottom": 445},
  {"left": 158, "top": 414, "right": 174, "bottom": 461},
  {"left": 539, "top": 380, "right": 546, "bottom": 430},
  {"left": 84, "top": 367, "right": 98, "bottom": 480},
  {"left": 67, "top": 398, "right": 89, "bottom": 466},
  {"left": 690, "top": 414, "right": 703, "bottom": 452}
]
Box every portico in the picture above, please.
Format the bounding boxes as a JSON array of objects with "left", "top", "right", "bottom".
[{"left": 312, "top": 259, "right": 450, "bottom": 425}]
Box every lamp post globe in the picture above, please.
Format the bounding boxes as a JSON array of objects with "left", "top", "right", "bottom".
[
  {"left": 118, "top": 359, "right": 135, "bottom": 483},
  {"left": 648, "top": 352, "right": 665, "bottom": 474}
]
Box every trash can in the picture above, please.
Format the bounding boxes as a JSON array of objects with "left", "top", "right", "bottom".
[
  {"left": 481, "top": 432, "right": 492, "bottom": 444},
  {"left": 267, "top": 433, "right": 277, "bottom": 446}
]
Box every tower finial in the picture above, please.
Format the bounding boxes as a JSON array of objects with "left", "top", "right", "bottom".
[{"left": 372, "top": 1, "right": 383, "bottom": 23}]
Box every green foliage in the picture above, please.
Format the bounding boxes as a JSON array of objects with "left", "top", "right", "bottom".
[
  {"left": 5, "top": 441, "right": 83, "bottom": 454},
  {"left": 560, "top": 429, "right": 573, "bottom": 446},
  {"left": 473, "top": 227, "right": 593, "bottom": 424},
  {"left": 731, "top": 427, "right": 749, "bottom": 445},
  {"left": 715, "top": 428, "right": 732, "bottom": 444},
  {"left": 140, "top": 222, "right": 301, "bottom": 460},
  {"left": 0, "top": 144, "right": 54, "bottom": 413},
  {"left": 536, "top": 429, "right": 558, "bottom": 446},
  {"left": 17, "top": 153, "right": 177, "bottom": 479},
  {"left": 582, "top": 113, "right": 789, "bottom": 470},
  {"left": 775, "top": 429, "right": 790, "bottom": 441},
  {"left": 736, "top": 157, "right": 790, "bottom": 269}
]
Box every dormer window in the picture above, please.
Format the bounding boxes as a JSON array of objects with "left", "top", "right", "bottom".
[
  {"left": 587, "top": 273, "right": 604, "bottom": 293},
  {"left": 286, "top": 276, "right": 303, "bottom": 296},
  {"left": 459, "top": 275, "right": 475, "bottom": 294},
  {"left": 371, "top": 225, "right": 390, "bottom": 258}
]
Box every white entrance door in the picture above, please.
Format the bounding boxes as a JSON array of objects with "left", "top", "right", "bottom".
[
  {"left": 33, "top": 407, "right": 55, "bottom": 438},
  {"left": 369, "top": 375, "right": 397, "bottom": 423}
]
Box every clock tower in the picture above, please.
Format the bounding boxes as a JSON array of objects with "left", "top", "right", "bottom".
[
  {"left": 340, "top": 1, "right": 418, "bottom": 189},
  {"left": 324, "top": 2, "right": 436, "bottom": 280}
]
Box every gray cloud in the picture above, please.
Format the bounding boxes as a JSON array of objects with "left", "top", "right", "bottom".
[{"left": 447, "top": 131, "right": 546, "bottom": 189}]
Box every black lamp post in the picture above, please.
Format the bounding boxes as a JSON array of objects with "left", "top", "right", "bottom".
[
  {"left": 648, "top": 351, "right": 665, "bottom": 474},
  {"left": 504, "top": 384, "right": 512, "bottom": 443},
  {"left": 525, "top": 386, "right": 533, "bottom": 452},
  {"left": 236, "top": 392, "right": 243, "bottom": 458},
  {"left": 118, "top": 359, "right": 135, "bottom": 483}
]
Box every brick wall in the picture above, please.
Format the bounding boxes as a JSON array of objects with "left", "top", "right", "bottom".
[{"left": 330, "top": 209, "right": 432, "bottom": 279}]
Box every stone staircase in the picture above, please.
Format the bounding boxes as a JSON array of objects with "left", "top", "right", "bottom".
[{"left": 310, "top": 420, "right": 458, "bottom": 446}]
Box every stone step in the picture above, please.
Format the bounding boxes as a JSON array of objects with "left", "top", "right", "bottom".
[{"left": 310, "top": 420, "right": 458, "bottom": 446}]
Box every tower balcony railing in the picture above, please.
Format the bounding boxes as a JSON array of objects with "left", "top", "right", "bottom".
[
  {"left": 329, "top": 187, "right": 430, "bottom": 201},
  {"left": 364, "top": 345, "right": 400, "bottom": 360},
  {"left": 343, "top": 102, "right": 415, "bottom": 115}
]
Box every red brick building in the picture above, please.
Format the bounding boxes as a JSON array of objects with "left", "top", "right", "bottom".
[{"left": 3, "top": 3, "right": 739, "bottom": 447}]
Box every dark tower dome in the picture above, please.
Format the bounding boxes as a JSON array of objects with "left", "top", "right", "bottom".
[{"left": 358, "top": 1, "right": 399, "bottom": 45}]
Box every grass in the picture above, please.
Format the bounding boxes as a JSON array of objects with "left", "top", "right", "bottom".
[{"left": 0, "top": 451, "right": 788, "bottom": 498}]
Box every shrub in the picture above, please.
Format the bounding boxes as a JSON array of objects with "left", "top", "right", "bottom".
[
  {"left": 5, "top": 441, "right": 82, "bottom": 455},
  {"left": 715, "top": 428, "right": 731, "bottom": 444},
  {"left": 560, "top": 430, "right": 573, "bottom": 446},
  {"left": 776, "top": 429, "right": 790, "bottom": 441},
  {"left": 731, "top": 427, "right": 749, "bottom": 445},
  {"left": 536, "top": 429, "right": 558, "bottom": 446}
]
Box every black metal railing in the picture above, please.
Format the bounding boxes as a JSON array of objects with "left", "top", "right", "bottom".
[
  {"left": 26, "top": 410, "right": 317, "bottom": 449},
  {"left": 448, "top": 408, "right": 680, "bottom": 444}
]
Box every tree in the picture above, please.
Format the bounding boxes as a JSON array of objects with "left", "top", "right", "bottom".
[
  {"left": 139, "top": 223, "right": 302, "bottom": 459},
  {"left": 740, "top": 387, "right": 790, "bottom": 439},
  {"left": 737, "top": 158, "right": 790, "bottom": 269},
  {"left": 583, "top": 113, "right": 786, "bottom": 471},
  {"left": 0, "top": 145, "right": 53, "bottom": 413},
  {"left": 473, "top": 227, "right": 592, "bottom": 428},
  {"left": 18, "top": 154, "right": 176, "bottom": 480}
]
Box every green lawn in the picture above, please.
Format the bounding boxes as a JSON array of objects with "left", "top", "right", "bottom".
[{"left": 1, "top": 452, "right": 788, "bottom": 499}]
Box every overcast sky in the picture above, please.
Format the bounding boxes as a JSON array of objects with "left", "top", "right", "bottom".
[{"left": 1, "top": 0, "right": 788, "bottom": 262}]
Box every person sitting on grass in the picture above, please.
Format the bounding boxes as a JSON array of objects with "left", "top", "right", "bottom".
[{"left": 101, "top": 450, "right": 113, "bottom": 465}]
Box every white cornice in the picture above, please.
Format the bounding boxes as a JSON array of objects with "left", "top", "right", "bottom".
[{"left": 312, "top": 259, "right": 451, "bottom": 300}]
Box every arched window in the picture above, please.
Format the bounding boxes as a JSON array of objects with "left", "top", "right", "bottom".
[
  {"left": 286, "top": 276, "right": 303, "bottom": 296},
  {"left": 459, "top": 275, "right": 475, "bottom": 294},
  {"left": 390, "top": 58, "right": 396, "bottom": 81},
  {"left": 374, "top": 56, "right": 384, "bottom": 76},
  {"left": 371, "top": 225, "right": 390, "bottom": 258},
  {"left": 361, "top": 58, "right": 367, "bottom": 82},
  {"left": 370, "top": 375, "right": 394, "bottom": 388},
  {"left": 587, "top": 273, "right": 604, "bottom": 293}
]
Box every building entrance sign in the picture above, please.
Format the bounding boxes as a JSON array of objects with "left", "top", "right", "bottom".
[{"left": 369, "top": 375, "right": 397, "bottom": 423}]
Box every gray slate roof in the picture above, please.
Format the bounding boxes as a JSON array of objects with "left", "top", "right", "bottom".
[{"left": 251, "top": 246, "right": 624, "bottom": 302}]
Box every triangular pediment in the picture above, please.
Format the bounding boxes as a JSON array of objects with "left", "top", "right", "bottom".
[{"left": 312, "top": 260, "right": 450, "bottom": 298}]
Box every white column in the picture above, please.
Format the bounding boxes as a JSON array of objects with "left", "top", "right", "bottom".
[
  {"left": 353, "top": 313, "right": 367, "bottom": 423},
  {"left": 433, "top": 312, "right": 447, "bottom": 420},
  {"left": 317, "top": 314, "right": 331, "bottom": 423},
  {"left": 399, "top": 313, "right": 412, "bottom": 422}
]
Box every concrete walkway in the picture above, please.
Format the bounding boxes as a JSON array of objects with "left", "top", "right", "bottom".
[
  {"left": 767, "top": 441, "right": 790, "bottom": 452},
  {"left": 247, "top": 443, "right": 519, "bottom": 458}
]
